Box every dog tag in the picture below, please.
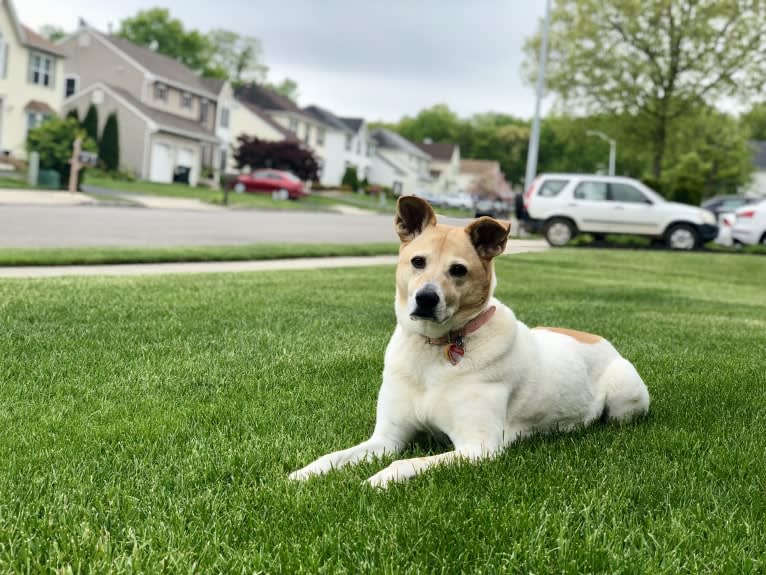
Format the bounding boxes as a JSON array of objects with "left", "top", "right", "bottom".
[{"left": 445, "top": 343, "right": 464, "bottom": 365}]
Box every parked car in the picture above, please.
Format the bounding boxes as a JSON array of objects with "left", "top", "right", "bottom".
[
  {"left": 732, "top": 199, "right": 766, "bottom": 246},
  {"left": 474, "top": 198, "right": 511, "bottom": 219},
  {"left": 702, "top": 195, "right": 760, "bottom": 219},
  {"left": 231, "top": 170, "right": 308, "bottom": 199},
  {"left": 523, "top": 174, "right": 718, "bottom": 250},
  {"left": 442, "top": 193, "right": 475, "bottom": 210}
]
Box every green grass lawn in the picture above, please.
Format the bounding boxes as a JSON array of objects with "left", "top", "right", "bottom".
[
  {"left": 0, "top": 242, "right": 399, "bottom": 267},
  {"left": 82, "top": 174, "right": 474, "bottom": 217},
  {"left": 0, "top": 176, "right": 31, "bottom": 189},
  {"left": 0, "top": 250, "right": 764, "bottom": 572}
]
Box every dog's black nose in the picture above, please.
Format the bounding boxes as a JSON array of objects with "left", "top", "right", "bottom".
[{"left": 415, "top": 287, "right": 440, "bottom": 309}]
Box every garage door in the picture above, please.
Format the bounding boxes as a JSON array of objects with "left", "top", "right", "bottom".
[
  {"left": 150, "top": 143, "right": 172, "bottom": 183},
  {"left": 177, "top": 147, "right": 194, "bottom": 168}
]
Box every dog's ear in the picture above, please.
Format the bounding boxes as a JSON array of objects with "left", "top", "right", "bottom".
[
  {"left": 395, "top": 196, "right": 437, "bottom": 242},
  {"left": 465, "top": 217, "right": 510, "bottom": 259}
]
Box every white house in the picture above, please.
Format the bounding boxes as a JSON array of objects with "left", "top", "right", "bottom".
[
  {"left": 339, "top": 117, "right": 373, "bottom": 182},
  {"left": 302, "top": 104, "right": 351, "bottom": 186},
  {"left": 0, "top": 0, "right": 65, "bottom": 159},
  {"left": 369, "top": 128, "right": 433, "bottom": 196},
  {"left": 414, "top": 141, "right": 460, "bottom": 196}
]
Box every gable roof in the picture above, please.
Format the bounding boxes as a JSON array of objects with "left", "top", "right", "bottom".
[
  {"left": 200, "top": 77, "right": 226, "bottom": 95},
  {"left": 340, "top": 117, "right": 364, "bottom": 132},
  {"left": 752, "top": 140, "right": 766, "bottom": 170},
  {"left": 237, "top": 98, "right": 299, "bottom": 142},
  {"left": 460, "top": 159, "right": 500, "bottom": 174},
  {"left": 235, "top": 83, "right": 304, "bottom": 114},
  {"left": 80, "top": 31, "right": 218, "bottom": 98},
  {"left": 374, "top": 151, "right": 408, "bottom": 176},
  {"left": 303, "top": 105, "right": 352, "bottom": 133},
  {"left": 415, "top": 142, "right": 457, "bottom": 162},
  {"left": 21, "top": 25, "right": 66, "bottom": 57},
  {"left": 66, "top": 82, "right": 220, "bottom": 143},
  {"left": 371, "top": 128, "right": 431, "bottom": 159}
]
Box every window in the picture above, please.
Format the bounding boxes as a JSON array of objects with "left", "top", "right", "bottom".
[
  {"left": 289, "top": 118, "right": 298, "bottom": 132},
  {"left": 219, "top": 149, "right": 227, "bottom": 171},
  {"left": 29, "top": 53, "right": 54, "bottom": 87},
  {"left": 154, "top": 83, "right": 168, "bottom": 102},
  {"left": 26, "top": 112, "right": 49, "bottom": 134},
  {"left": 317, "top": 128, "right": 325, "bottom": 146},
  {"left": 200, "top": 99, "right": 209, "bottom": 124},
  {"left": 0, "top": 32, "right": 7, "bottom": 79},
  {"left": 220, "top": 107, "right": 230, "bottom": 128},
  {"left": 574, "top": 181, "right": 608, "bottom": 201},
  {"left": 609, "top": 183, "right": 651, "bottom": 204},
  {"left": 538, "top": 179, "right": 569, "bottom": 198},
  {"left": 304, "top": 125, "right": 311, "bottom": 144},
  {"left": 65, "top": 76, "right": 78, "bottom": 98},
  {"left": 356, "top": 140, "right": 360, "bottom": 154},
  {"left": 345, "top": 134, "right": 352, "bottom": 151},
  {"left": 181, "top": 92, "right": 192, "bottom": 109}
]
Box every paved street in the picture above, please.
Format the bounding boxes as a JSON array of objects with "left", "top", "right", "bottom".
[{"left": 0, "top": 204, "right": 399, "bottom": 247}]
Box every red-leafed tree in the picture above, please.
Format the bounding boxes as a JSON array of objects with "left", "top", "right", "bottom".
[{"left": 233, "top": 136, "right": 319, "bottom": 182}]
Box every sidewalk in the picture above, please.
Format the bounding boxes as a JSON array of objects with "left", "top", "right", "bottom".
[
  {"left": 0, "top": 240, "right": 548, "bottom": 279},
  {"left": 0, "top": 189, "right": 99, "bottom": 206}
]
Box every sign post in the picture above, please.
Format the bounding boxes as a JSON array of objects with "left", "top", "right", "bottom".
[{"left": 68, "top": 138, "right": 82, "bottom": 193}]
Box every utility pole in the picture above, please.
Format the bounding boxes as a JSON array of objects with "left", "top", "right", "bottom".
[
  {"left": 586, "top": 130, "right": 617, "bottom": 176},
  {"left": 523, "top": 0, "right": 552, "bottom": 191}
]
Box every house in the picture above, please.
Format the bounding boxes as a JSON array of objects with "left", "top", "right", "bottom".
[
  {"left": 458, "top": 159, "right": 512, "bottom": 198},
  {"left": 0, "top": 0, "right": 65, "bottom": 159},
  {"left": 414, "top": 141, "right": 460, "bottom": 196},
  {"left": 58, "top": 24, "right": 226, "bottom": 186},
  {"left": 745, "top": 140, "right": 766, "bottom": 196},
  {"left": 225, "top": 98, "right": 298, "bottom": 173},
  {"left": 369, "top": 128, "right": 432, "bottom": 196},
  {"left": 302, "top": 104, "right": 352, "bottom": 186},
  {"left": 339, "top": 117, "right": 373, "bottom": 182}
]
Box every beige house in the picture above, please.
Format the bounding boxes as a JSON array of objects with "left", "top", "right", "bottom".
[
  {"left": 58, "top": 25, "right": 225, "bottom": 185},
  {"left": 415, "top": 141, "right": 460, "bottom": 196},
  {"left": 459, "top": 159, "right": 512, "bottom": 198},
  {"left": 0, "top": 0, "right": 65, "bottom": 159},
  {"left": 369, "top": 128, "right": 433, "bottom": 196}
]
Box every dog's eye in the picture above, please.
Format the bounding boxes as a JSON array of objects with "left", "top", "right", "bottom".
[
  {"left": 449, "top": 264, "right": 468, "bottom": 277},
  {"left": 411, "top": 256, "right": 426, "bottom": 269}
]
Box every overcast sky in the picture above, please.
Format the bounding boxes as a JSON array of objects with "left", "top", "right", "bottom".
[{"left": 17, "top": 0, "right": 548, "bottom": 122}]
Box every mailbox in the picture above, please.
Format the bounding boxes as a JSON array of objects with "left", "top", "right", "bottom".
[{"left": 78, "top": 151, "right": 99, "bottom": 167}]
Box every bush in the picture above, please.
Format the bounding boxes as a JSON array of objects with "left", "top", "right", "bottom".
[
  {"left": 233, "top": 136, "right": 319, "bottom": 182},
  {"left": 26, "top": 117, "right": 97, "bottom": 189},
  {"left": 341, "top": 166, "right": 359, "bottom": 190},
  {"left": 100, "top": 112, "right": 119, "bottom": 172},
  {"left": 82, "top": 105, "right": 99, "bottom": 147},
  {"left": 65, "top": 108, "right": 79, "bottom": 122},
  {"left": 662, "top": 153, "right": 709, "bottom": 205}
]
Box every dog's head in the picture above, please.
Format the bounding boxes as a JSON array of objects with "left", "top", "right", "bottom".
[{"left": 394, "top": 195, "right": 509, "bottom": 338}]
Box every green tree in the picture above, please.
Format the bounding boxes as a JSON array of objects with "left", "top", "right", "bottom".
[
  {"left": 742, "top": 103, "right": 766, "bottom": 140},
  {"left": 118, "top": 8, "right": 213, "bottom": 74},
  {"left": 26, "top": 117, "right": 97, "bottom": 189},
  {"left": 341, "top": 165, "right": 360, "bottom": 190},
  {"left": 82, "top": 104, "right": 99, "bottom": 147},
  {"left": 207, "top": 29, "right": 268, "bottom": 85},
  {"left": 100, "top": 112, "right": 120, "bottom": 172},
  {"left": 662, "top": 153, "right": 710, "bottom": 205},
  {"left": 65, "top": 108, "right": 79, "bottom": 122},
  {"left": 39, "top": 24, "right": 66, "bottom": 42},
  {"left": 396, "top": 104, "right": 462, "bottom": 144},
  {"left": 268, "top": 78, "right": 300, "bottom": 102},
  {"left": 524, "top": 0, "right": 766, "bottom": 179}
]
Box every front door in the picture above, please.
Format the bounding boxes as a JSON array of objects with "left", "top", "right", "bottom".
[{"left": 150, "top": 143, "right": 172, "bottom": 183}]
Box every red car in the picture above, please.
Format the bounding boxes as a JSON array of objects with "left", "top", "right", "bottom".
[{"left": 231, "top": 169, "right": 308, "bottom": 199}]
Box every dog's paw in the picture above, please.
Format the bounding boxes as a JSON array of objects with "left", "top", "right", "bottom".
[{"left": 363, "top": 461, "right": 414, "bottom": 489}]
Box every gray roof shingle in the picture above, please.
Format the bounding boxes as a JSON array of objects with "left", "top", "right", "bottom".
[
  {"left": 371, "top": 128, "right": 431, "bottom": 159},
  {"left": 235, "top": 83, "right": 304, "bottom": 114},
  {"left": 415, "top": 142, "right": 457, "bottom": 162},
  {"left": 340, "top": 117, "right": 364, "bottom": 132},
  {"left": 303, "top": 105, "right": 352, "bottom": 132}
]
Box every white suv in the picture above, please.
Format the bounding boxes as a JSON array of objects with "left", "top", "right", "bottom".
[{"left": 523, "top": 174, "right": 718, "bottom": 250}]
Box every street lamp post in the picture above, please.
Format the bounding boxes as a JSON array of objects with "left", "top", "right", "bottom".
[
  {"left": 523, "top": 0, "right": 552, "bottom": 190},
  {"left": 586, "top": 130, "right": 616, "bottom": 176}
]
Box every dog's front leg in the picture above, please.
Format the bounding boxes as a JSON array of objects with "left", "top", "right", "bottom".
[
  {"left": 364, "top": 442, "right": 501, "bottom": 489},
  {"left": 289, "top": 435, "right": 404, "bottom": 481}
]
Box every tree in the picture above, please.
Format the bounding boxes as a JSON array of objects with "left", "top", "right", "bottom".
[
  {"left": 118, "top": 8, "right": 213, "bottom": 74},
  {"left": 396, "top": 104, "right": 462, "bottom": 144},
  {"left": 82, "top": 104, "right": 98, "bottom": 147},
  {"left": 39, "top": 25, "right": 66, "bottom": 42},
  {"left": 268, "top": 78, "right": 300, "bottom": 102},
  {"left": 233, "top": 137, "right": 319, "bottom": 182},
  {"left": 26, "top": 117, "right": 97, "bottom": 189},
  {"left": 100, "top": 112, "right": 120, "bottom": 172},
  {"left": 743, "top": 103, "right": 766, "bottom": 140},
  {"left": 65, "top": 108, "right": 79, "bottom": 122},
  {"left": 207, "top": 29, "right": 268, "bottom": 85},
  {"left": 82, "top": 105, "right": 99, "bottom": 147},
  {"left": 341, "top": 165, "right": 360, "bottom": 190},
  {"left": 524, "top": 0, "right": 766, "bottom": 179}
]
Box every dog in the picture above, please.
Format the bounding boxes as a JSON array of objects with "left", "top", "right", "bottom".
[{"left": 290, "top": 196, "right": 650, "bottom": 488}]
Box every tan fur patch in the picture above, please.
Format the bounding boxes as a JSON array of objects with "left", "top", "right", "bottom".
[{"left": 534, "top": 327, "right": 603, "bottom": 344}]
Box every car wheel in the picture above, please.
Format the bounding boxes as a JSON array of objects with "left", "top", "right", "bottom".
[
  {"left": 665, "top": 223, "right": 699, "bottom": 250},
  {"left": 543, "top": 218, "right": 576, "bottom": 247},
  {"left": 233, "top": 182, "right": 246, "bottom": 194}
]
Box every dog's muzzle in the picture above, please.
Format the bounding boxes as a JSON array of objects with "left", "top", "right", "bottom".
[{"left": 410, "top": 285, "right": 441, "bottom": 320}]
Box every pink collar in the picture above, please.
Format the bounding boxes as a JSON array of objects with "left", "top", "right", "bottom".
[{"left": 424, "top": 306, "right": 496, "bottom": 365}]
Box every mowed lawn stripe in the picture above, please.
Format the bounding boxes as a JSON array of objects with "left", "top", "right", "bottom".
[{"left": 0, "top": 250, "right": 763, "bottom": 573}]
